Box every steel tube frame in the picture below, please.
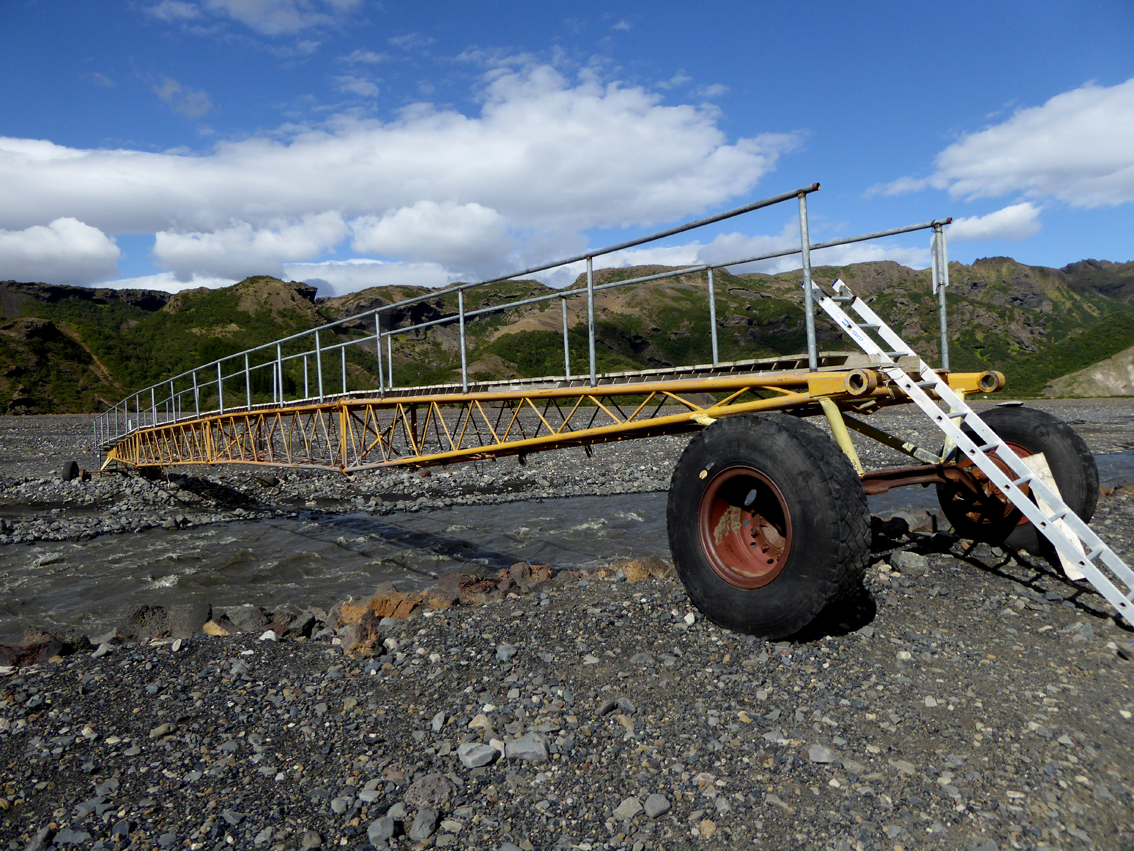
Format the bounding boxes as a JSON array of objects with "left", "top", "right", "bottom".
[
  {"left": 458, "top": 290, "right": 469, "bottom": 394},
  {"left": 707, "top": 268, "right": 719, "bottom": 365},
  {"left": 93, "top": 184, "right": 962, "bottom": 449},
  {"left": 561, "top": 297, "right": 571, "bottom": 378},
  {"left": 586, "top": 256, "right": 596, "bottom": 386}
]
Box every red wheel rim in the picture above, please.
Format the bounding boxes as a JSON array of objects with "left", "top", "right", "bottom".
[
  {"left": 698, "top": 466, "right": 792, "bottom": 589},
  {"left": 949, "top": 440, "right": 1034, "bottom": 529}
]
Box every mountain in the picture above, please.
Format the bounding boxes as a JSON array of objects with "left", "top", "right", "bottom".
[{"left": 2, "top": 255, "right": 1133, "bottom": 414}]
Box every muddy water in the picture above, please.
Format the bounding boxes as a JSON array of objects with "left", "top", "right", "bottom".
[
  {"left": 3, "top": 451, "right": 1132, "bottom": 645},
  {"left": 0, "top": 494, "right": 670, "bottom": 643}
]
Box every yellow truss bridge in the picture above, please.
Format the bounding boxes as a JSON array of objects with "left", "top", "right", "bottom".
[{"left": 96, "top": 184, "right": 1129, "bottom": 638}]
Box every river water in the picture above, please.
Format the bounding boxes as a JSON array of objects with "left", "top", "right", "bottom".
[{"left": 3, "top": 451, "right": 1133, "bottom": 645}]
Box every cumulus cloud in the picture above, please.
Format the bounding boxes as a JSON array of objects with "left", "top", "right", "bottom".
[
  {"left": 350, "top": 201, "right": 513, "bottom": 274},
  {"left": 151, "top": 77, "right": 214, "bottom": 118},
  {"left": 948, "top": 202, "right": 1042, "bottom": 242},
  {"left": 154, "top": 212, "right": 347, "bottom": 280},
  {"left": 98, "top": 271, "right": 239, "bottom": 293},
  {"left": 0, "top": 63, "right": 797, "bottom": 287},
  {"left": 333, "top": 75, "right": 380, "bottom": 97},
  {"left": 0, "top": 218, "right": 120, "bottom": 285},
  {"left": 203, "top": 0, "right": 362, "bottom": 36},
  {"left": 284, "top": 258, "right": 457, "bottom": 295},
  {"left": 885, "top": 78, "right": 1134, "bottom": 208}
]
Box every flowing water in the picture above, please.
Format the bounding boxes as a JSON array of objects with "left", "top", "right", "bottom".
[{"left": 3, "top": 451, "right": 1132, "bottom": 645}]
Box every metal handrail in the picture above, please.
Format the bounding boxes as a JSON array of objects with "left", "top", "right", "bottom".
[{"left": 92, "top": 182, "right": 952, "bottom": 453}]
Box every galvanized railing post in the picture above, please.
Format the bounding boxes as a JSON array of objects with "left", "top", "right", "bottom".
[
  {"left": 934, "top": 224, "right": 951, "bottom": 370},
  {"left": 150, "top": 387, "right": 156, "bottom": 427},
  {"left": 276, "top": 343, "right": 283, "bottom": 404},
  {"left": 315, "top": 330, "right": 324, "bottom": 403},
  {"left": 217, "top": 361, "right": 224, "bottom": 414},
  {"left": 561, "top": 296, "right": 571, "bottom": 378},
  {"left": 192, "top": 370, "right": 200, "bottom": 418},
  {"left": 375, "top": 315, "right": 385, "bottom": 394},
  {"left": 458, "top": 289, "right": 469, "bottom": 393},
  {"left": 798, "top": 192, "right": 818, "bottom": 372},
  {"left": 586, "top": 256, "right": 597, "bottom": 386},
  {"left": 707, "top": 268, "right": 719, "bottom": 365},
  {"left": 303, "top": 355, "right": 309, "bottom": 399},
  {"left": 387, "top": 335, "right": 394, "bottom": 389},
  {"left": 244, "top": 353, "right": 251, "bottom": 409},
  {"left": 341, "top": 345, "right": 347, "bottom": 395}
]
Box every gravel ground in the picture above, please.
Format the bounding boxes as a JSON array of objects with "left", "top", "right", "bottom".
[{"left": 1, "top": 400, "right": 1133, "bottom": 850}]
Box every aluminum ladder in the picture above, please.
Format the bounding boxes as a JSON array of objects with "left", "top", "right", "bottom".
[{"left": 811, "top": 278, "right": 1134, "bottom": 628}]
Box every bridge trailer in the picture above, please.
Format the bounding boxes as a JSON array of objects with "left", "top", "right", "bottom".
[{"left": 94, "top": 184, "right": 1134, "bottom": 639}]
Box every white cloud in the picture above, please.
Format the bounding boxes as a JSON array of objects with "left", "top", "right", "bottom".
[
  {"left": 890, "top": 78, "right": 1134, "bottom": 208},
  {"left": 154, "top": 212, "right": 348, "bottom": 279},
  {"left": 145, "top": 1, "right": 202, "bottom": 22},
  {"left": 202, "top": 0, "right": 363, "bottom": 36},
  {"left": 0, "top": 63, "right": 797, "bottom": 288},
  {"left": 948, "top": 202, "right": 1042, "bottom": 242},
  {"left": 152, "top": 77, "right": 214, "bottom": 118},
  {"left": 284, "top": 258, "right": 457, "bottom": 296},
  {"left": 333, "top": 75, "right": 380, "bottom": 97},
  {"left": 0, "top": 218, "right": 120, "bottom": 284},
  {"left": 341, "top": 49, "right": 386, "bottom": 64},
  {"left": 350, "top": 201, "right": 513, "bottom": 274},
  {"left": 97, "top": 271, "right": 238, "bottom": 293}
]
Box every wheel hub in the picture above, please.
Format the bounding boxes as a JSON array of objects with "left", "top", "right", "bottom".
[{"left": 698, "top": 466, "right": 792, "bottom": 589}]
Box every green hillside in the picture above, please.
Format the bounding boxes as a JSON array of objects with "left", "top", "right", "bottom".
[{"left": 2, "top": 254, "right": 1133, "bottom": 413}]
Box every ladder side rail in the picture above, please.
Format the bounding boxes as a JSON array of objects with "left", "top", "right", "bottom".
[
  {"left": 881, "top": 363, "right": 1134, "bottom": 618},
  {"left": 814, "top": 281, "right": 1134, "bottom": 620}
]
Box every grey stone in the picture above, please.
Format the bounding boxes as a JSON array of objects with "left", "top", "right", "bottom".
[
  {"left": 254, "top": 826, "right": 274, "bottom": 845},
  {"left": 431, "top": 711, "right": 447, "bottom": 733},
  {"left": 505, "top": 732, "right": 549, "bottom": 762},
  {"left": 299, "top": 830, "right": 323, "bottom": 849},
  {"left": 368, "top": 817, "right": 396, "bottom": 844},
  {"left": 221, "top": 809, "right": 244, "bottom": 826},
  {"left": 643, "top": 794, "right": 671, "bottom": 818},
  {"left": 408, "top": 807, "right": 439, "bottom": 841},
  {"left": 614, "top": 797, "right": 643, "bottom": 820},
  {"left": 496, "top": 644, "right": 518, "bottom": 662},
  {"left": 809, "top": 744, "right": 836, "bottom": 763},
  {"left": 24, "top": 826, "right": 55, "bottom": 851},
  {"left": 52, "top": 829, "right": 92, "bottom": 846},
  {"left": 404, "top": 772, "right": 455, "bottom": 810},
  {"left": 457, "top": 742, "right": 498, "bottom": 768},
  {"left": 891, "top": 551, "right": 929, "bottom": 577}
]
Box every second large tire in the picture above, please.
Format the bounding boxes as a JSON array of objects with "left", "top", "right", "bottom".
[
  {"left": 666, "top": 413, "right": 870, "bottom": 638},
  {"left": 936, "top": 405, "right": 1099, "bottom": 553}
]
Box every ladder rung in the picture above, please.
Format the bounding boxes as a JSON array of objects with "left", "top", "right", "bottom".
[
  {"left": 883, "top": 350, "right": 910, "bottom": 358},
  {"left": 830, "top": 295, "right": 854, "bottom": 303},
  {"left": 1085, "top": 547, "right": 1105, "bottom": 561},
  {"left": 857, "top": 323, "right": 880, "bottom": 330}
]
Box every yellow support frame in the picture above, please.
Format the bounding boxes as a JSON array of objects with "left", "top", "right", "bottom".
[{"left": 105, "top": 367, "right": 1003, "bottom": 474}]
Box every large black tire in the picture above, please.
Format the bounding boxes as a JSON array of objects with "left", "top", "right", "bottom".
[
  {"left": 936, "top": 405, "right": 1099, "bottom": 552},
  {"left": 666, "top": 413, "right": 871, "bottom": 638}
]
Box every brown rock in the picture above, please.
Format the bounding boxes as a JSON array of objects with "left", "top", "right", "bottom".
[
  {"left": 424, "top": 588, "right": 459, "bottom": 610},
  {"left": 339, "top": 592, "right": 424, "bottom": 625},
  {"left": 202, "top": 619, "right": 233, "bottom": 637},
  {"left": 612, "top": 557, "right": 676, "bottom": 582}
]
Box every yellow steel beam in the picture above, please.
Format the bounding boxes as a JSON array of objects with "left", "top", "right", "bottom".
[{"left": 105, "top": 369, "right": 1003, "bottom": 473}]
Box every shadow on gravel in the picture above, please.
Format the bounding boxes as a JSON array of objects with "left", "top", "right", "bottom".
[
  {"left": 785, "top": 584, "right": 878, "bottom": 643},
  {"left": 962, "top": 545, "right": 1130, "bottom": 631},
  {"left": 172, "top": 474, "right": 261, "bottom": 510}
]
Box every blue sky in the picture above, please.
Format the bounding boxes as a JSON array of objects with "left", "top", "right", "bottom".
[{"left": 1, "top": 0, "right": 1132, "bottom": 295}]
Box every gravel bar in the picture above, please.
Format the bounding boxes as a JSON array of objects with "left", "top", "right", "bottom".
[{"left": 2, "top": 401, "right": 1133, "bottom": 850}]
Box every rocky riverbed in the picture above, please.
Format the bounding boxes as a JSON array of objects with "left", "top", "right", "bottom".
[{"left": 1, "top": 400, "right": 1134, "bottom": 850}]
